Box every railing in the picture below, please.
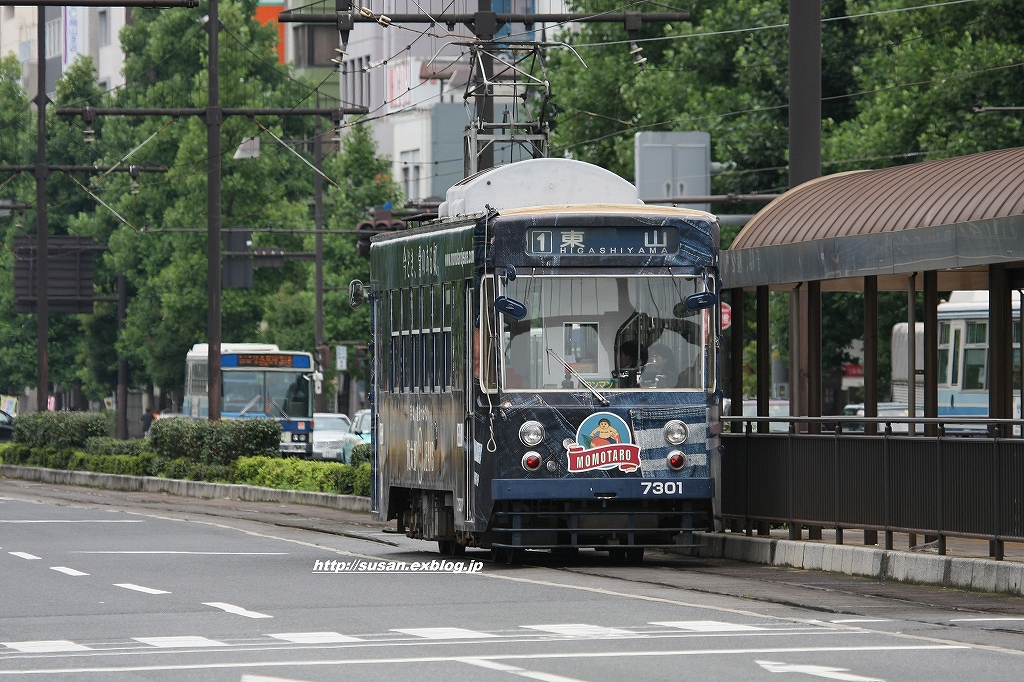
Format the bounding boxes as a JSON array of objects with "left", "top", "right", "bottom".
[{"left": 720, "top": 416, "right": 1024, "bottom": 560}]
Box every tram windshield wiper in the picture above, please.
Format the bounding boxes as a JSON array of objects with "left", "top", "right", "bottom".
[{"left": 545, "top": 348, "right": 610, "bottom": 406}]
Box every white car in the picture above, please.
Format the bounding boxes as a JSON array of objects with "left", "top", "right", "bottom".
[{"left": 311, "top": 412, "right": 352, "bottom": 461}]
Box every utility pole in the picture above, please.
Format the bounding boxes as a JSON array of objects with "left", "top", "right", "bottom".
[
  {"left": 207, "top": 0, "right": 223, "bottom": 420},
  {"left": 314, "top": 116, "right": 327, "bottom": 412}
]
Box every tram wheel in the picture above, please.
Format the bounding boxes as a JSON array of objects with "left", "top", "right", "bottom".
[
  {"left": 438, "top": 540, "right": 454, "bottom": 555},
  {"left": 608, "top": 548, "right": 627, "bottom": 563},
  {"left": 625, "top": 548, "right": 645, "bottom": 565}
]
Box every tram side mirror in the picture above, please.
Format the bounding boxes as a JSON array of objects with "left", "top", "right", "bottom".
[
  {"left": 684, "top": 291, "right": 718, "bottom": 311},
  {"left": 503, "top": 263, "right": 517, "bottom": 283},
  {"left": 349, "top": 280, "right": 366, "bottom": 309},
  {"left": 493, "top": 296, "right": 528, "bottom": 321}
]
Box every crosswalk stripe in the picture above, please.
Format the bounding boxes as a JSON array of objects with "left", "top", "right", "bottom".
[
  {"left": 2, "top": 640, "right": 92, "bottom": 653},
  {"left": 391, "top": 627, "right": 497, "bottom": 639},
  {"left": 521, "top": 624, "right": 634, "bottom": 637},
  {"left": 133, "top": 636, "right": 226, "bottom": 648},
  {"left": 651, "top": 620, "right": 766, "bottom": 632},
  {"left": 268, "top": 632, "right": 363, "bottom": 644},
  {"left": 203, "top": 602, "right": 273, "bottom": 619},
  {"left": 8, "top": 551, "right": 41, "bottom": 560}
]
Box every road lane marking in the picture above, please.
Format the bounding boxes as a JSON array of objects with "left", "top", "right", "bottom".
[
  {"left": 831, "top": 619, "right": 892, "bottom": 624},
  {"left": 0, "top": 520, "right": 143, "bottom": 523},
  {"left": 268, "top": 633, "right": 363, "bottom": 644},
  {"left": 114, "top": 584, "right": 170, "bottom": 595},
  {"left": 757, "top": 659, "right": 884, "bottom": 681},
  {"left": 391, "top": 628, "right": 497, "bottom": 639},
  {"left": 8, "top": 552, "right": 41, "bottom": 560},
  {"left": 949, "top": 617, "right": 1024, "bottom": 622},
  {"left": 0, "top": 644, "right": 967, "bottom": 675},
  {"left": 134, "top": 636, "right": 226, "bottom": 648},
  {"left": 520, "top": 625, "right": 634, "bottom": 638},
  {"left": 204, "top": 602, "right": 273, "bottom": 619},
  {"left": 1, "top": 641, "right": 92, "bottom": 653},
  {"left": 651, "top": 621, "right": 766, "bottom": 632},
  {"left": 462, "top": 658, "right": 590, "bottom": 682},
  {"left": 73, "top": 551, "right": 288, "bottom": 555},
  {"left": 241, "top": 676, "right": 315, "bottom": 682},
  {"left": 50, "top": 566, "right": 89, "bottom": 576}
]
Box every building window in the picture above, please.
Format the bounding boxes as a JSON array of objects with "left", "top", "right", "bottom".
[
  {"left": 44, "top": 19, "right": 61, "bottom": 59},
  {"left": 400, "top": 149, "right": 420, "bottom": 200},
  {"left": 98, "top": 10, "right": 110, "bottom": 47},
  {"left": 293, "top": 25, "right": 336, "bottom": 67}
]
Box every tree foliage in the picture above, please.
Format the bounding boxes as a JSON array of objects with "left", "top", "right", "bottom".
[{"left": 0, "top": 2, "right": 397, "bottom": 403}]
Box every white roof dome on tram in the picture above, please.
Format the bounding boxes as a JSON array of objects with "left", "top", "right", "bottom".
[{"left": 439, "top": 158, "right": 642, "bottom": 218}]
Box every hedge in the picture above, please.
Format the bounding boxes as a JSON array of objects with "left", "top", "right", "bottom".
[
  {"left": 13, "top": 412, "right": 110, "bottom": 449},
  {"left": 148, "top": 417, "right": 281, "bottom": 464},
  {"left": 0, "top": 443, "right": 369, "bottom": 497},
  {"left": 350, "top": 443, "right": 370, "bottom": 467},
  {"left": 85, "top": 437, "right": 153, "bottom": 457}
]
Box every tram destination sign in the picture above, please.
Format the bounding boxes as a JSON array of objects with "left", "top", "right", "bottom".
[{"left": 526, "top": 226, "right": 679, "bottom": 256}]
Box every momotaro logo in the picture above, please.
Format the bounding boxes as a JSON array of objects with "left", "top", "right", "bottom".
[{"left": 566, "top": 412, "right": 641, "bottom": 473}]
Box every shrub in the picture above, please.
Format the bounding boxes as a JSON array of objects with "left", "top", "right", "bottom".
[
  {"left": 85, "top": 437, "right": 153, "bottom": 457},
  {"left": 0, "top": 442, "right": 30, "bottom": 465},
  {"left": 350, "top": 443, "right": 370, "bottom": 467},
  {"left": 234, "top": 456, "right": 367, "bottom": 495},
  {"left": 149, "top": 418, "right": 281, "bottom": 464},
  {"left": 13, "top": 412, "right": 110, "bottom": 449}
]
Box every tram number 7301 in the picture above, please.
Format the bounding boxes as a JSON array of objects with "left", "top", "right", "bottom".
[{"left": 641, "top": 481, "right": 685, "bottom": 495}]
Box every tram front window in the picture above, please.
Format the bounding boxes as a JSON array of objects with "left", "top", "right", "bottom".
[{"left": 499, "top": 275, "right": 706, "bottom": 391}]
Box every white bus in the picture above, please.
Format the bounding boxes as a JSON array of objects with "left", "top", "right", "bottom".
[{"left": 183, "top": 343, "right": 318, "bottom": 455}]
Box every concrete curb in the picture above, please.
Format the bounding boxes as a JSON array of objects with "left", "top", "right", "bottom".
[
  {"left": 692, "top": 532, "right": 1024, "bottom": 597},
  {"left": 0, "top": 464, "right": 371, "bottom": 513}
]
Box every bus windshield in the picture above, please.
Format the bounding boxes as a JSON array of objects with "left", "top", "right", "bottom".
[
  {"left": 222, "top": 370, "right": 312, "bottom": 418},
  {"left": 498, "top": 274, "right": 707, "bottom": 392}
]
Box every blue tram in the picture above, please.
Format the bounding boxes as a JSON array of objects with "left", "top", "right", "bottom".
[{"left": 351, "top": 158, "right": 721, "bottom": 562}]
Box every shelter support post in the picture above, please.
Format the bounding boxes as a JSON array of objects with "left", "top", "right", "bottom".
[
  {"left": 730, "top": 288, "right": 745, "bottom": 432},
  {"left": 990, "top": 264, "right": 1013, "bottom": 427},
  {"left": 924, "top": 271, "right": 938, "bottom": 437},
  {"left": 757, "top": 285, "right": 769, "bottom": 434},
  {"left": 808, "top": 280, "right": 821, "bottom": 434},
  {"left": 908, "top": 273, "right": 917, "bottom": 432},
  {"left": 790, "top": 285, "right": 802, "bottom": 430},
  {"left": 864, "top": 276, "right": 878, "bottom": 435}
]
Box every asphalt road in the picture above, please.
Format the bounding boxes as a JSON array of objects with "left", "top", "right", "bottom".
[{"left": 2, "top": 478, "right": 1024, "bottom": 682}]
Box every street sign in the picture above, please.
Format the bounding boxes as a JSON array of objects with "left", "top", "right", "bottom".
[
  {"left": 336, "top": 345, "right": 348, "bottom": 372},
  {"left": 721, "top": 301, "right": 732, "bottom": 330}
]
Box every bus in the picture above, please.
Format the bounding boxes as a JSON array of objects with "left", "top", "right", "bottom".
[
  {"left": 350, "top": 158, "right": 720, "bottom": 562},
  {"left": 891, "top": 290, "right": 1022, "bottom": 433},
  {"left": 183, "top": 343, "right": 318, "bottom": 455}
]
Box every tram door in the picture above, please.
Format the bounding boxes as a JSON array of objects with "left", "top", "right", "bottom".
[{"left": 462, "top": 282, "right": 475, "bottom": 526}]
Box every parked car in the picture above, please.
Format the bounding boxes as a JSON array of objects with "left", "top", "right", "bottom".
[
  {"left": 341, "top": 408, "right": 372, "bottom": 463},
  {"left": 0, "top": 410, "right": 13, "bottom": 442},
  {"left": 311, "top": 412, "right": 351, "bottom": 461}
]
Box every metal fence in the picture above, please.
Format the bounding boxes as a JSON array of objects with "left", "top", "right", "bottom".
[{"left": 721, "top": 417, "right": 1024, "bottom": 560}]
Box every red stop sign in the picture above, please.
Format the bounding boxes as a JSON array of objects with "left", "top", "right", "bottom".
[{"left": 721, "top": 301, "right": 732, "bottom": 330}]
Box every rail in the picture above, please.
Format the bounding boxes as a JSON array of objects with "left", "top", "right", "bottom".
[{"left": 719, "top": 415, "right": 1024, "bottom": 560}]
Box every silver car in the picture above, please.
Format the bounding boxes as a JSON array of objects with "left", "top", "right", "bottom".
[{"left": 311, "top": 412, "right": 351, "bottom": 461}]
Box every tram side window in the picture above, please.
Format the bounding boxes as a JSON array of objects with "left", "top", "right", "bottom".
[
  {"left": 441, "top": 282, "right": 451, "bottom": 391},
  {"left": 1014, "top": 319, "right": 1021, "bottom": 391},
  {"left": 409, "top": 287, "right": 418, "bottom": 392},
  {"left": 962, "top": 321, "right": 987, "bottom": 390},
  {"left": 398, "top": 289, "right": 407, "bottom": 393},
  {"left": 479, "top": 278, "right": 498, "bottom": 392}
]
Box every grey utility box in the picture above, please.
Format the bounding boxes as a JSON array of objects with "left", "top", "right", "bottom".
[{"left": 634, "top": 131, "right": 711, "bottom": 212}]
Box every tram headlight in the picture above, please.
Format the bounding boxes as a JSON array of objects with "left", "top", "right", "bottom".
[
  {"left": 522, "top": 452, "right": 542, "bottom": 471},
  {"left": 519, "top": 421, "right": 545, "bottom": 447},
  {"left": 663, "top": 420, "right": 689, "bottom": 445}
]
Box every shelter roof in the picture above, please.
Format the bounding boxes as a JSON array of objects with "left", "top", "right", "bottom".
[{"left": 723, "top": 147, "right": 1024, "bottom": 290}]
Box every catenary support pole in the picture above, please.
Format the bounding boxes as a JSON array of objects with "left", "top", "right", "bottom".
[
  {"left": 206, "top": 0, "right": 222, "bottom": 421},
  {"left": 35, "top": 5, "right": 48, "bottom": 412},
  {"left": 117, "top": 274, "right": 128, "bottom": 439},
  {"left": 314, "top": 116, "right": 327, "bottom": 412}
]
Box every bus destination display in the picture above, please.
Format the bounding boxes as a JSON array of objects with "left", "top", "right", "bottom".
[
  {"left": 234, "top": 354, "right": 294, "bottom": 368},
  {"left": 526, "top": 227, "right": 679, "bottom": 256}
]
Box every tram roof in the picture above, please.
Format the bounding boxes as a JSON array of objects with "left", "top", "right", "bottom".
[
  {"left": 498, "top": 203, "right": 716, "bottom": 221},
  {"left": 723, "top": 146, "right": 1024, "bottom": 291}
]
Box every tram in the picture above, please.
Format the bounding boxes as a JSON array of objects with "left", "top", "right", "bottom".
[{"left": 350, "top": 158, "right": 721, "bottom": 562}]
